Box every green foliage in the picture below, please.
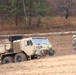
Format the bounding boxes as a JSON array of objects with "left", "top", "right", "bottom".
[
  {"left": 0, "top": 0, "right": 50, "bottom": 27},
  {"left": 37, "top": 0, "right": 49, "bottom": 16}
]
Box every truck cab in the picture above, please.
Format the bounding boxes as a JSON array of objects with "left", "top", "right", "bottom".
[{"left": 13, "top": 37, "right": 54, "bottom": 57}]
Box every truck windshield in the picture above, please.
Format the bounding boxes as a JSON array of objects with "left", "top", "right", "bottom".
[{"left": 32, "top": 38, "right": 51, "bottom": 45}]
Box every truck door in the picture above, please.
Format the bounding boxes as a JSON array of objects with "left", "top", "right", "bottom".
[{"left": 24, "top": 40, "right": 35, "bottom": 56}]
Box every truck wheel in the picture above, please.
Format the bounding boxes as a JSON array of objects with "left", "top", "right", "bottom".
[
  {"left": 2, "top": 56, "right": 13, "bottom": 64},
  {"left": 14, "top": 53, "right": 27, "bottom": 63},
  {"left": 49, "top": 49, "right": 55, "bottom": 56}
]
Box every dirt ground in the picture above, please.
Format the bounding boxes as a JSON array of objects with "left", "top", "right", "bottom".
[
  {"left": 0, "top": 34, "right": 76, "bottom": 75},
  {"left": 0, "top": 54, "right": 76, "bottom": 75},
  {"left": 47, "top": 34, "right": 73, "bottom": 56}
]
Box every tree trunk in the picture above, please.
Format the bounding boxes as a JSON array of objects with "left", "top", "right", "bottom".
[
  {"left": 15, "top": 13, "right": 18, "bottom": 26},
  {"left": 28, "top": 1, "right": 32, "bottom": 26},
  {"left": 15, "top": 1, "right": 18, "bottom": 26},
  {"left": 37, "top": 16, "right": 41, "bottom": 27},
  {"left": 22, "top": 0, "right": 28, "bottom": 28},
  {"left": 65, "top": 8, "right": 69, "bottom": 19},
  {"left": 28, "top": 15, "right": 31, "bottom": 26},
  {"left": 0, "top": 12, "right": 3, "bottom": 27}
]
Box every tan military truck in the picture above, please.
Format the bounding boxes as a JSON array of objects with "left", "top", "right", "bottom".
[{"left": 0, "top": 36, "right": 55, "bottom": 64}]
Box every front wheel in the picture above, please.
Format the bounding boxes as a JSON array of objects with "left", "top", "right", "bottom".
[
  {"left": 14, "top": 53, "right": 27, "bottom": 63},
  {"left": 49, "top": 49, "right": 55, "bottom": 56}
]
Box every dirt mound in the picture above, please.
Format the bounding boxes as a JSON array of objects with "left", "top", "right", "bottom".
[{"left": 0, "top": 54, "right": 76, "bottom": 75}]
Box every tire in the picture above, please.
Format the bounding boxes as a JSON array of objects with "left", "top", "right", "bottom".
[
  {"left": 2, "top": 56, "right": 13, "bottom": 64},
  {"left": 49, "top": 49, "right": 55, "bottom": 56},
  {"left": 14, "top": 53, "right": 27, "bottom": 63}
]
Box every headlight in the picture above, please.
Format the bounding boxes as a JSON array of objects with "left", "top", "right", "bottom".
[{"left": 48, "top": 45, "right": 52, "bottom": 49}]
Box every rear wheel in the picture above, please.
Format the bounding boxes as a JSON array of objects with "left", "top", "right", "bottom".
[
  {"left": 2, "top": 56, "right": 13, "bottom": 64},
  {"left": 14, "top": 53, "right": 27, "bottom": 63}
]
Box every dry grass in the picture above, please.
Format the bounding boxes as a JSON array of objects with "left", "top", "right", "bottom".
[{"left": 0, "top": 17, "right": 76, "bottom": 34}]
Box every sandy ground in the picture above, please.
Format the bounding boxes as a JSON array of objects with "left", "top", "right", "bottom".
[
  {"left": 0, "top": 54, "right": 76, "bottom": 75},
  {"left": 0, "top": 34, "right": 76, "bottom": 75}
]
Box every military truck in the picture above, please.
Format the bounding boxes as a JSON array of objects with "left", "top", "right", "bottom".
[{"left": 0, "top": 36, "right": 55, "bottom": 64}]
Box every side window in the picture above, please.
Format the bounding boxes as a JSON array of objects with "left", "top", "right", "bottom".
[{"left": 27, "top": 40, "right": 33, "bottom": 46}]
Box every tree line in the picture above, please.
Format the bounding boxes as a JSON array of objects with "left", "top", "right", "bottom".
[
  {"left": 0, "top": 0, "right": 50, "bottom": 28},
  {"left": 48, "top": 0, "right": 76, "bottom": 18},
  {"left": 0, "top": 0, "right": 76, "bottom": 28}
]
